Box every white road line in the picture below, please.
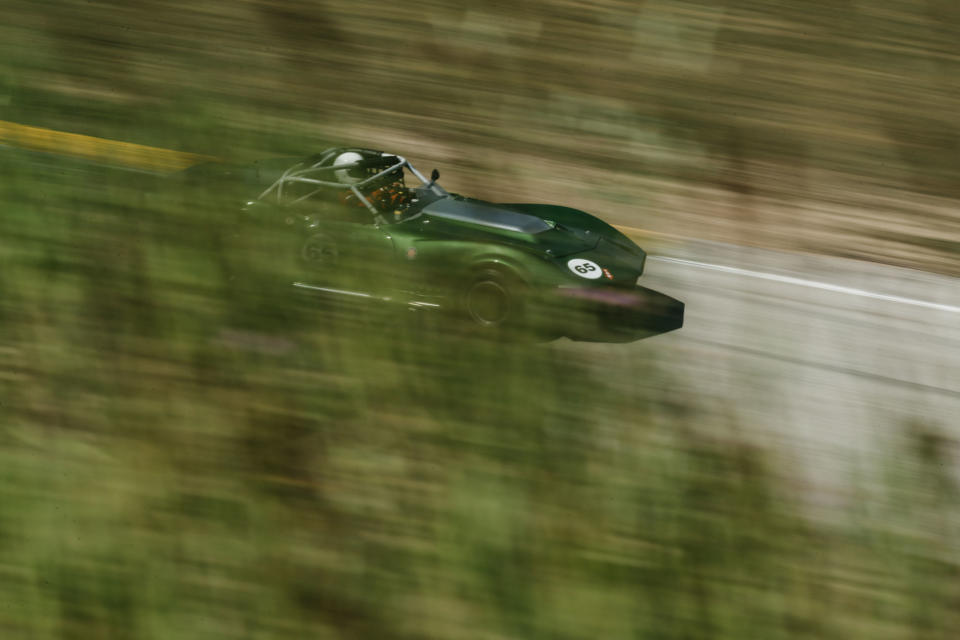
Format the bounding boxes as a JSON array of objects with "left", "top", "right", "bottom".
[{"left": 651, "top": 256, "right": 960, "bottom": 314}]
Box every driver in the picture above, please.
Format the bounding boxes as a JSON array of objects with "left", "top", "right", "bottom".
[
  {"left": 367, "top": 174, "right": 409, "bottom": 212},
  {"left": 333, "top": 151, "right": 410, "bottom": 217}
]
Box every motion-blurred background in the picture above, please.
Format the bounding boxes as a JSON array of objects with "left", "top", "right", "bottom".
[{"left": 1, "top": 2, "right": 958, "bottom": 638}]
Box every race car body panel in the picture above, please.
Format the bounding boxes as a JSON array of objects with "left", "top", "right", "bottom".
[{"left": 225, "top": 147, "right": 682, "bottom": 342}]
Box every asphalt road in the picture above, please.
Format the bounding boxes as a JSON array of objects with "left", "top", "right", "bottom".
[{"left": 565, "top": 240, "right": 960, "bottom": 506}]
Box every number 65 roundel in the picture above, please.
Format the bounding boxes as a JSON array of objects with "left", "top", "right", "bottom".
[{"left": 567, "top": 258, "right": 603, "bottom": 279}]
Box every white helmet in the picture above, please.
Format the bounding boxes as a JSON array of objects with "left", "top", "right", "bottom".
[{"left": 333, "top": 151, "right": 365, "bottom": 184}]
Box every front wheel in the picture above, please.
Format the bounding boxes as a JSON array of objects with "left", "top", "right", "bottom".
[
  {"left": 466, "top": 280, "right": 512, "bottom": 327},
  {"left": 461, "top": 269, "right": 533, "bottom": 339}
]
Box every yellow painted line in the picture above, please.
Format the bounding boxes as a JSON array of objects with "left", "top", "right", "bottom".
[{"left": 0, "top": 120, "right": 215, "bottom": 172}]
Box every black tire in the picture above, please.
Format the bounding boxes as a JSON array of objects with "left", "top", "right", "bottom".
[{"left": 462, "top": 268, "right": 526, "bottom": 336}]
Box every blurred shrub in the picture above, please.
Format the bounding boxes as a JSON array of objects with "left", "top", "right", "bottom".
[{"left": 1, "top": 157, "right": 959, "bottom": 639}]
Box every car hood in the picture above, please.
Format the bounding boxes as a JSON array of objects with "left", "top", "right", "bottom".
[
  {"left": 501, "top": 203, "right": 648, "bottom": 283},
  {"left": 420, "top": 197, "right": 639, "bottom": 259}
]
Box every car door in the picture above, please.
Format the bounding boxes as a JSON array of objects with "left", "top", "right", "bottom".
[{"left": 295, "top": 203, "right": 397, "bottom": 297}]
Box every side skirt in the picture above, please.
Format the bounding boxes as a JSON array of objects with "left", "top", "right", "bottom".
[{"left": 292, "top": 281, "right": 442, "bottom": 310}]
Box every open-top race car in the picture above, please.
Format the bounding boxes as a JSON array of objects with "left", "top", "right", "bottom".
[{"left": 231, "top": 147, "right": 683, "bottom": 342}]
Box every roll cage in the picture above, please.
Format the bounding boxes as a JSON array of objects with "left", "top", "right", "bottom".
[{"left": 257, "top": 147, "right": 447, "bottom": 217}]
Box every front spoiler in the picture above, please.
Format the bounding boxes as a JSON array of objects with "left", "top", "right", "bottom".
[{"left": 545, "top": 285, "right": 685, "bottom": 342}]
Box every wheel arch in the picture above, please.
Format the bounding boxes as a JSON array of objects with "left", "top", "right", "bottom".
[{"left": 460, "top": 250, "right": 535, "bottom": 287}]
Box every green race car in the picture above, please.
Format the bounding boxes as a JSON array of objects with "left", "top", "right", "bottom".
[{"left": 238, "top": 147, "right": 683, "bottom": 342}]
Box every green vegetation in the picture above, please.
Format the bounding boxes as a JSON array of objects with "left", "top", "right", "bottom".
[
  {"left": 1, "top": 2, "right": 959, "bottom": 638},
  {"left": 1, "top": 154, "right": 958, "bottom": 638}
]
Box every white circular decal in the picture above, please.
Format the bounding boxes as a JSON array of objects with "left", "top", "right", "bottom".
[{"left": 567, "top": 258, "right": 603, "bottom": 279}]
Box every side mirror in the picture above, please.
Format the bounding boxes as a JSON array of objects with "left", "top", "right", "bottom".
[{"left": 424, "top": 167, "right": 447, "bottom": 196}]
